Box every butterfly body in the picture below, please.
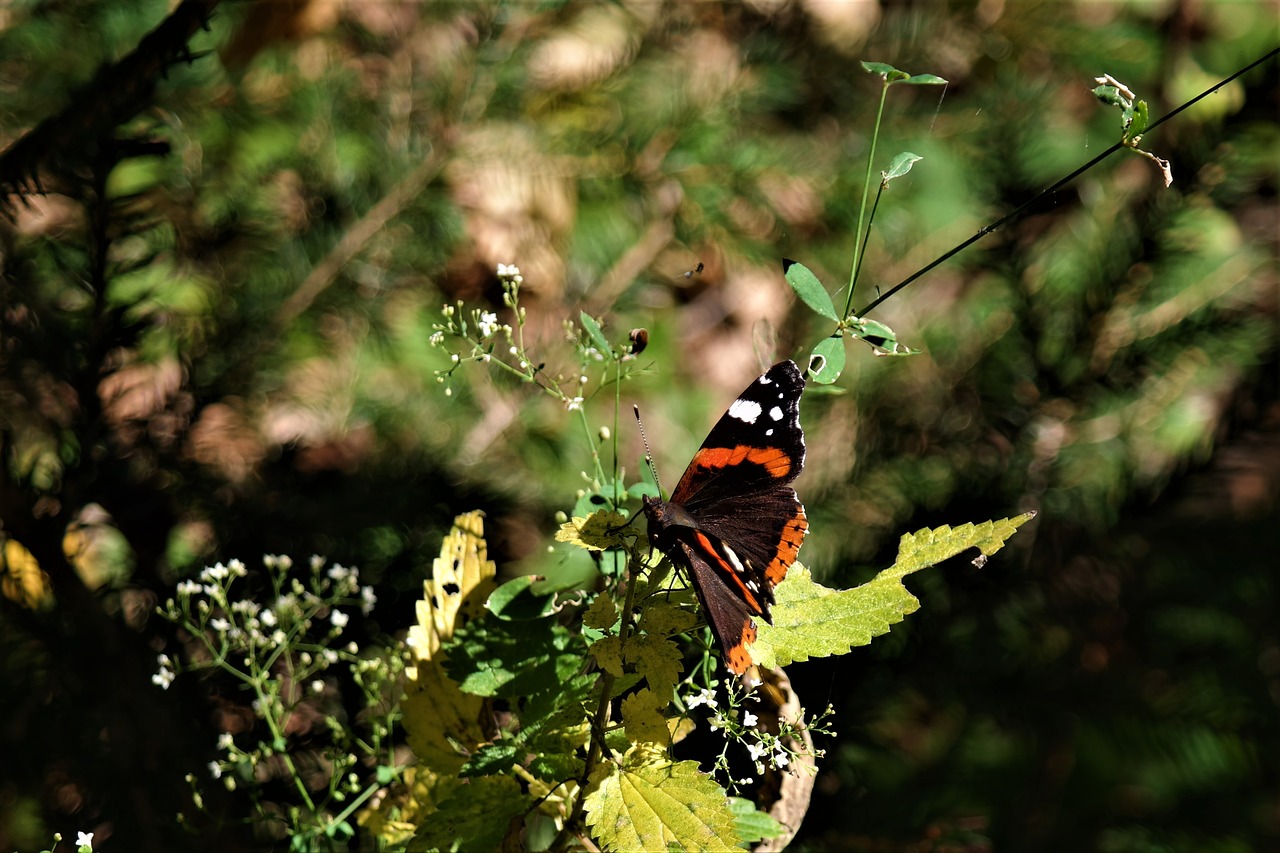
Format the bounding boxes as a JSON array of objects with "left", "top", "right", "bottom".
[{"left": 642, "top": 360, "right": 808, "bottom": 674}]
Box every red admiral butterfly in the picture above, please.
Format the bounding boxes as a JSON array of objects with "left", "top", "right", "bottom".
[{"left": 642, "top": 361, "right": 808, "bottom": 674}]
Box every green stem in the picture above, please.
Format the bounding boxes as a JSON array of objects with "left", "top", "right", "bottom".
[{"left": 844, "top": 79, "right": 890, "bottom": 319}]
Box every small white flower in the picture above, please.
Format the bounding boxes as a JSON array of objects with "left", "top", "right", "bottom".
[
  {"left": 742, "top": 710, "right": 758, "bottom": 728},
  {"left": 331, "top": 610, "right": 349, "bottom": 629},
  {"left": 686, "top": 687, "right": 718, "bottom": 710},
  {"left": 210, "top": 618, "right": 230, "bottom": 633},
  {"left": 311, "top": 554, "right": 326, "bottom": 571},
  {"left": 360, "top": 586, "right": 377, "bottom": 615},
  {"left": 773, "top": 749, "right": 790, "bottom": 769},
  {"left": 478, "top": 312, "right": 499, "bottom": 337},
  {"left": 208, "top": 760, "right": 223, "bottom": 780},
  {"left": 270, "top": 629, "right": 286, "bottom": 645},
  {"left": 177, "top": 580, "right": 201, "bottom": 596},
  {"left": 429, "top": 331, "right": 445, "bottom": 346},
  {"left": 217, "top": 733, "right": 234, "bottom": 751},
  {"left": 228, "top": 558, "right": 246, "bottom": 575},
  {"left": 322, "top": 649, "right": 339, "bottom": 664},
  {"left": 565, "top": 396, "right": 583, "bottom": 412},
  {"left": 747, "top": 741, "right": 767, "bottom": 762},
  {"left": 311, "top": 680, "right": 325, "bottom": 694},
  {"left": 152, "top": 669, "right": 176, "bottom": 690},
  {"left": 76, "top": 831, "right": 94, "bottom": 849}
]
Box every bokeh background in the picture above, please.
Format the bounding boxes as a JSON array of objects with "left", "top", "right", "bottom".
[{"left": 1, "top": 1, "right": 1276, "bottom": 850}]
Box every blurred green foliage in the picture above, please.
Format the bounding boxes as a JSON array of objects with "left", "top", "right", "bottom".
[{"left": 0, "top": 0, "right": 1275, "bottom": 850}]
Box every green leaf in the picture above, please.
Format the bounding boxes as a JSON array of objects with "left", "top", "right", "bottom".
[
  {"left": 580, "top": 311, "right": 611, "bottom": 355},
  {"left": 728, "top": 797, "right": 786, "bottom": 844},
  {"left": 883, "top": 152, "right": 923, "bottom": 182},
  {"left": 412, "top": 774, "right": 529, "bottom": 852},
  {"left": 904, "top": 73, "right": 948, "bottom": 85},
  {"left": 486, "top": 574, "right": 585, "bottom": 620},
  {"left": 445, "top": 616, "right": 583, "bottom": 699},
  {"left": 783, "top": 259, "right": 839, "bottom": 321},
  {"left": 807, "top": 335, "right": 846, "bottom": 384},
  {"left": 460, "top": 743, "right": 519, "bottom": 777},
  {"left": 751, "top": 513, "right": 1035, "bottom": 667},
  {"left": 1092, "top": 84, "right": 1125, "bottom": 108},
  {"left": 860, "top": 60, "right": 908, "bottom": 82},
  {"left": 850, "top": 316, "right": 921, "bottom": 357},
  {"left": 584, "top": 746, "right": 740, "bottom": 852},
  {"left": 1126, "top": 99, "right": 1150, "bottom": 141}
]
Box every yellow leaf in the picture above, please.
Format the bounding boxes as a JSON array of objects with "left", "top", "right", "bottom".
[
  {"left": 555, "top": 510, "right": 629, "bottom": 551},
  {"left": 621, "top": 688, "right": 669, "bottom": 747}
]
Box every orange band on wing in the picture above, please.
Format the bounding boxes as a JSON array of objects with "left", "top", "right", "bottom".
[
  {"left": 690, "top": 445, "right": 793, "bottom": 479},
  {"left": 764, "top": 507, "right": 808, "bottom": 586},
  {"left": 693, "top": 530, "right": 765, "bottom": 613},
  {"left": 726, "top": 619, "right": 758, "bottom": 675}
]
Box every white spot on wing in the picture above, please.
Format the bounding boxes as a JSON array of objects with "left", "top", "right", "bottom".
[
  {"left": 728, "top": 398, "right": 762, "bottom": 424},
  {"left": 769, "top": 406, "right": 784, "bottom": 421},
  {"left": 722, "top": 543, "right": 747, "bottom": 576}
]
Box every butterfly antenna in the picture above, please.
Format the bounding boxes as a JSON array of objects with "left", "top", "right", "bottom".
[{"left": 633, "top": 404, "right": 663, "bottom": 497}]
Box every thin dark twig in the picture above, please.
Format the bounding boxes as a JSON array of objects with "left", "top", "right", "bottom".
[{"left": 857, "top": 46, "right": 1279, "bottom": 317}]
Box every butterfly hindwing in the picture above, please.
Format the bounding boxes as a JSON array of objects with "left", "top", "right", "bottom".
[{"left": 642, "top": 360, "right": 808, "bottom": 674}]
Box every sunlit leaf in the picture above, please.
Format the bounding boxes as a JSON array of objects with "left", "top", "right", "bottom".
[
  {"left": 783, "top": 259, "right": 839, "bottom": 321},
  {"left": 584, "top": 746, "right": 740, "bottom": 852}
]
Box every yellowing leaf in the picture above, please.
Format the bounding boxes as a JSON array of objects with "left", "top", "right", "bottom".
[
  {"left": 637, "top": 600, "right": 697, "bottom": 637},
  {"left": 412, "top": 774, "right": 529, "bottom": 852},
  {"left": 583, "top": 591, "right": 619, "bottom": 630},
  {"left": 621, "top": 688, "right": 670, "bottom": 746},
  {"left": 752, "top": 514, "right": 1035, "bottom": 668},
  {"left": 625, "top": 632, "right": 683, "bottom": 703},
  {"left": 401, "top": 511, "right": 496, "bottom": 774},
  {"left": 591, "top": 635, "right": 624, "bottom": 677},
  {"left": 584, "top": 747, "right": 740, "bottom": 852},
  {"left": 555, "top": 510, "right": 630, "bottom": 551}
]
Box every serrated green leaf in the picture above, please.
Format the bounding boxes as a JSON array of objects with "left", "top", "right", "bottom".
[
  {"left": 445, "top": 616, "right": 583, "bottom": 698},
  {"left": 584, "top": 747, "right": 740, "bottom": 852},
  {"left": 581, "top": 311, "right": 611, "bottom": 355},
  {"left": 783, "top": 259, "right": 839, "bottom": 321},
  {"left": 412, "top": 774, "right": 528, "bottom": 852},
  {"left": 752, "top": 514, "right": 1034, "bottom": 667},
  {"left": 807, "top": 335, "right": 846, "bottom": 384},
  {"left": 460, "top": 743, "right": 518, "bottom": 777},
  {"left": 727, "top": 797, "right": 786, "bottom": 844},
  {"left": 883, "top": 152, "right": 923, "bottom": 182}
]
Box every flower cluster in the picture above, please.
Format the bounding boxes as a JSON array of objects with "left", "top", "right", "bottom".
[
  {"left": 155, "top": 555, "right": 376, "bottom": 694},
  {"left": 155, "top": 555, "right": 403, "bottom": 846},
  {"left": 682, "top": 681, "right": 835, "bottom": 790}
]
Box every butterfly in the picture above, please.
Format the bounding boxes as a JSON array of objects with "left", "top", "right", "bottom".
[{"left": 642, "top": 361, "right": 808, "bottom": 674}]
